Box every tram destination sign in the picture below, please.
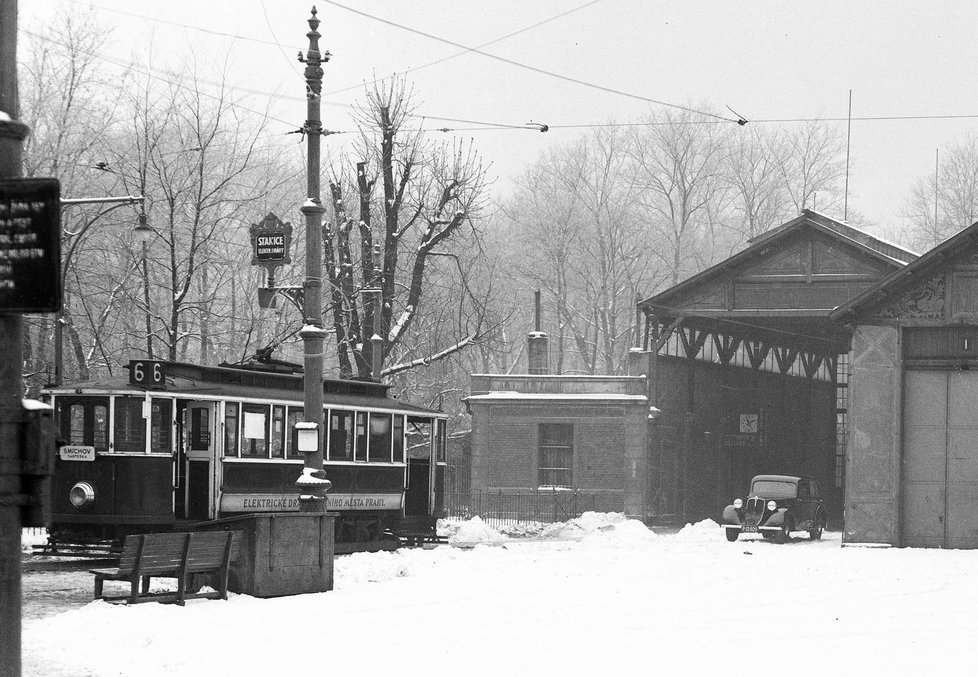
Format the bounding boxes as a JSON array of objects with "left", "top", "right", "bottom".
[{"left": 0, "top": 178, "right": 61, "bottom": 313}]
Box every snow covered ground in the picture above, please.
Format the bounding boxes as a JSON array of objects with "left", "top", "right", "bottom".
[{"left": 21, "top": 514, "right": 978, "bottom": 676}]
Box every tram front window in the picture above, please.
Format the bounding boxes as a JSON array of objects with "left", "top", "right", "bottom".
[
  {"left": 57, "top": 397, "right": 109, "bottom": 452},
  {"left": 114, "top": 397, "right": 145, "bottom": 452}
]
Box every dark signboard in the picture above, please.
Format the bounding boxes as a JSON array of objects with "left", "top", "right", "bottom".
[
  {"left": 0, "top": 178, "right": 61, "bottom": 313},
  {"left": 249, "top": 212, "right": 292, "bottom": 267},
  {"left": 129, "top": 359, "right": 167, "bottom": 387}
]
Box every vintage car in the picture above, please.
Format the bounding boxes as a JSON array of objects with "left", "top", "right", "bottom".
[{"left": 721, "top": 474, "right": 827, "bottom": 542}]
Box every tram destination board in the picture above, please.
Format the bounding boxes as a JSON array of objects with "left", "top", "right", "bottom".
[{"left": 0, "top": 178, "right": 61, "bottom": 313}]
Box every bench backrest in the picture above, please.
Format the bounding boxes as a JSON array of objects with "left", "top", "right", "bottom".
[
  {"left": 116, "top": 531, "right": 239, "bottom": 575},
  {"left": 186, "top": 531, "right": 239, "bottom": 571}
]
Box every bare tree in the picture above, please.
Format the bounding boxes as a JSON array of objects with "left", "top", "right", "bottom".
[
  {"left": 323, "top": 78, "right": 492, "bottom": 380},
  {"left": 18, "top": 9, "right": 132, "bottom": 391},
  {"left": 726, "top": 125, "right": 791, "bottom": 243},
  {"left": 778, "top": 119, "right": 847, "bottom": 215},
  {"left": 903, "top": 135, "right": 978, "bottom": 251},
  {"left": 628, "top": 108, "right": 732, "bottom": 286},
  {"left": 107, "top": 60, "right": 288, "bottom": 364},
  {"left": 504, "top": 126, "right": 661, "bottom": 375}
]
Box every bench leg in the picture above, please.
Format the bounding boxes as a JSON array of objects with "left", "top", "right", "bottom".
[
  {"left": 142, "top": 576, "right": 151, "bottom": 594},
  {"left": 129, "top": 577, "right": 139, "bottom": 605},
  {"left": 94, "top": 576, "right": 104, "bottom": 599},
  {"left": 176, "top": 574, "right": 187, "bottom": 606}
]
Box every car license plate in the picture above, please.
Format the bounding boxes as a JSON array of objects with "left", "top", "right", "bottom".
[{"left": 743, "top": 524, "right": 758, "bottom": 533}]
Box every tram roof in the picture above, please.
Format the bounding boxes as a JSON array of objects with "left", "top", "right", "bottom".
[{"left": 44, "top": 362, "right": 445, "bottom": 418}]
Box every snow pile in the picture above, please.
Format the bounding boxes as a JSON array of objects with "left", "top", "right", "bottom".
[
  {"left": 335, "top": 550, "right": 411, "bottom": 583},
  {"left": 21, "top": 529, "right": 48, "bottom": 554},
  {"left": 496, "top": 521, "right": 549, "bottom": 538},
  {"left": 535, "top": 511, "right": 656, "bottom": 546},
  {"left": 673, "top": 518, "right": 723, "bottom": 542},
  {"left": 447, "top": 516, "right": 506, "bottom": 548}
]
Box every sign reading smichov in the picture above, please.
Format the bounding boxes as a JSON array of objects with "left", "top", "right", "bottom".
[
  {"left": 59, "top": 445, "right": 95, "bottom": 461},
  {"left": 0, "top": 178, "right": 61, "bottom": 313}
]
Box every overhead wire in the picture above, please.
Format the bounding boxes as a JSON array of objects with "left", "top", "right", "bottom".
[
  {"left": 323, "top": 0, "right": 607, "bottom": 97},
  {"left": 34, "top": 4, "right": 978, "bottom": 134},
  {"left": 322, "top": 0, "right": 738, "bottom": 124}
]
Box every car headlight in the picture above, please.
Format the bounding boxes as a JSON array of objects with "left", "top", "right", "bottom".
[
  {"left": 767, "top": 500, "right": 777, "bottom": 511},
  {"left": 733, "top": 498, "right": 743, "bottom": 509},
  {"left": 69, "top": 481, "right": 96, "bottom": 510}
]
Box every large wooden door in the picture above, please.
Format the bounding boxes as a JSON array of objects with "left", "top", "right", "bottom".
[{"left": 904, "top": 371, "right": 978, "bottom": 548}]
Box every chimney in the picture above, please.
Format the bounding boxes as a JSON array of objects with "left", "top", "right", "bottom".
[{"left": 527, "top": 290, "right": 549, "bottom": 375}]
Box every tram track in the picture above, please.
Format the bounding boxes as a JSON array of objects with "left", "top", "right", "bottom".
[{"left": 22, "top": 556, "right": 117, "bottom": 572}]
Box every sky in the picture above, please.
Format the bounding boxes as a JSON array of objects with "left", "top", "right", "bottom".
[
  {"left": 22, "top": 513, "right": 978, "bottom": 676},
  {"left": 15, "top": 1, "right": 978, "bottom": 232}
]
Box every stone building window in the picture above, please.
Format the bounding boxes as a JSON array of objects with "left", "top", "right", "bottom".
[{"left": 538, "top": 423, "right": 573, "bottom": 488}]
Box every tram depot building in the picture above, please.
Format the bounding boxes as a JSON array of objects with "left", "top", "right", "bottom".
[{"left": 466, "top": 210, "right": 978, "bottom": 548}]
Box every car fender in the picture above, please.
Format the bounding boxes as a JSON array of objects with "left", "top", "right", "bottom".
[
  {"left": 762, "top": 508, "right": 788, "bottom": 527},
  {"left": 721, "top": 506, "right": 742, "bottom": 525}
]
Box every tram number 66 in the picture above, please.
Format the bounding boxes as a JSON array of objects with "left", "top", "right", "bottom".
[{"left": 129, "top": 360, "right": 166, "bottom": 387}]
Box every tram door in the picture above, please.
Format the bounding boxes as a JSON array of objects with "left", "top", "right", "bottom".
[
  {"left": 405, "top": 419, "right": 434, "bottom": 516},
  {"left": 179, "top": 402, "right": 217, "bottom": 521}
]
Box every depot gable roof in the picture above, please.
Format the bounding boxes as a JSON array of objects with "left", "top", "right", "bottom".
[
  {"left": 639, "top": 210, "right": 915, "bottom": 321},
  {"left": 831, "top": 219, "right": 978, "bottom": 322}
]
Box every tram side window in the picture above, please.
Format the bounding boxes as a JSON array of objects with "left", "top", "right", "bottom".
[
  {"left": 437, "top": 421, "right": 447, "bottom": 463},
  {"left": 270, "top": 405, "right": 285, "bottom": 458},
  {"left": 369, "top": 413, "right": 392, "bottom": 463},
  {"left": 224, "top": 403, "right": 239, "bottom": 457},
  {"left": 57, "top": 397, "right": 109, "bottom": 451},
  {"left": 355, "top": 412, "right": 367, "bottom": 462},
  {"left": 114, "top": 397, "right": 146, "bottom": 452},
  {"left": 287, "top": 407, "right": 303, "bottom": 459},
  {"left": 329, "top": 410, "right": 353, "bottom": 461},
  {"left": 241, "top": 403, "right": 269, "bottom": 457},
  {"left": 150, "top": 399, "right": 172, "bottom": 453},
  {"left": 392, "top": 415, "right": 404, "bottom": 463}
]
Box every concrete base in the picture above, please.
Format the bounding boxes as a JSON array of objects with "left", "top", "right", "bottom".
[{"left": 196, "top": 512, "right": 335, "bottom": 598}]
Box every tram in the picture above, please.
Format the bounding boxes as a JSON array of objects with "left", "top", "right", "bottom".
[{"left": 42, "top": 358, "right": 447, "bottom": 553}]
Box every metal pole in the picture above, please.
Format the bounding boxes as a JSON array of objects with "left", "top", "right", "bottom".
[
  {"left": 296, "top": 7, "right": 330, "bottom": 509},
  {"left": 0, "top": 2, "right": 28, "bottom": 674}
]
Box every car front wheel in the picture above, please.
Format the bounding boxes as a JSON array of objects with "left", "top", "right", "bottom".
[
  {"left": 776, "top": 517, "right": 793, "bottom": 544},
  {"left": 725, "top": 528, "right": 740, "bottom": 542},
  {"left": 809, "top": 515, "right": 825, "bottom": 540}
]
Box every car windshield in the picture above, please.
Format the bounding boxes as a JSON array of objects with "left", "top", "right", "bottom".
[{"left": 750, "top": 480, "right": 796, "bottom": 499}]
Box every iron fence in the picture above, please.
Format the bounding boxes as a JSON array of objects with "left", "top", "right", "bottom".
[{"left": 443, "top": 490, "right": 624, "bottom": 529}]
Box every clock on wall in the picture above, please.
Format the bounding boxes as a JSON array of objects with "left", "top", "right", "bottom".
[{"left": 739, "top": 413, "right": 759, "bottom": 434}]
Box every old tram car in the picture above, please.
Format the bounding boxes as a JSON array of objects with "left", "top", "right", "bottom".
[{"left": 43, "top": 359, "right": 447, "bottom": 553}]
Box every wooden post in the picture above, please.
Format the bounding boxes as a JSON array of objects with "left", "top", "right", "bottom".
[{"left": 0, "top": 2, "right": 29, "bottom": 674}]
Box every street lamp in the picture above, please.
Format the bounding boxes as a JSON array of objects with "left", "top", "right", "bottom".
[
  {"left": 55, "top": 194, "right": 146, "bottom": 386},
  {"left": 134, "top": 209, "right": 154, "bottom": 359}
]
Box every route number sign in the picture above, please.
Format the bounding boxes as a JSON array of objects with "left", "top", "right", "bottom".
[{"left": 129, "top": 360, "right": 166, "bottom": 387}]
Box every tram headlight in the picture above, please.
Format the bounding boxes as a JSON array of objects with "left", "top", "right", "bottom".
[{"left": 69, "top": 481, "right": 96, "bottom": 510}]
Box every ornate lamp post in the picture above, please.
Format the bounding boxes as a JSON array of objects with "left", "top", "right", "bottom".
[{"left": 294, "top": 6, "right": 331, "bottom": 509}]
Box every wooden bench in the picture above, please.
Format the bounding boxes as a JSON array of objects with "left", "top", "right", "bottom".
[{"left": 91, "top": 531, "right": 239, "bottom": 605}]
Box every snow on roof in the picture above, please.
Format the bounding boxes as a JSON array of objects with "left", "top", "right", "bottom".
[{"left": 465, "top": 392, "right": 647, "bottom": 402}]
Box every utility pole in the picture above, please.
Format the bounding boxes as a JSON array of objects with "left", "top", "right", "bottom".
[
  {"left": 1, "top": 2, "right": 28, "bottom": 674},
  {"left": 295, "top": 6, "right": 331, "bottom": 509}
]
